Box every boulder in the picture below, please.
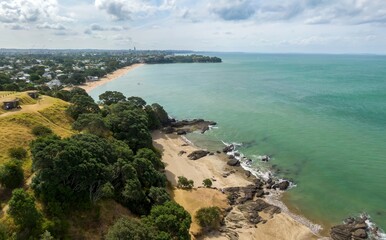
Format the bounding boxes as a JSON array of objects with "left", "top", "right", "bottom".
[
  {"left": 227, "top": 159, "right": 240, "bottom": 166},
  {"left": 178, "top": 150, "right": 186, "bottom": 156},
  {"left": 273, "top": 181, "right": 290, "bottom": 191},
  {"left": 223, "top": 144, "right": 235, "bottom": 153},
  {"left": 201, "top": 126, "right": 209, "bottom": 134},
  {"left": 176, "top": 129, "right": 187, "bottom": 135},
  {"left": 330, "top": 225, "right": 353, "bottom": 240},
  {"left": 187, "top": 150, "right": 209, "bottom": 160},
  {"left": 255, "top": 189, "right": 264, "bottom": 198},
  {"left": 352, "top": 229, "right": 367, "bottom": 239}
]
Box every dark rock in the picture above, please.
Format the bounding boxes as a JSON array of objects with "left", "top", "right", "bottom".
[
  {"left": 176, "top": 129, "right": 187, "bottom": 135},
  {"left": 264, "top": 205, "right": 281, "bottom": 216},
  {"left": 181, "top": 143, "right": 189, "bottom": 146},
  {"left": 216, "top": 150, "right": 221, "bottom": 154},
  {"left": 245, "top": 171, "right": 251, "bottom": 178},
  {"left": 208, "top": 152, "right": 214, "bottom": 156},
  {"left": 201, "top": 126, "right": 209, "bottom": 134},
  {"left": 261, "top": 155, "right": 270, "bottom": 162},
  {"left": 352, "top": 229, "right": 367, "bottom": 239},
  {"left": 255, "top": 190, "right": 264, "bottom": 198},
  {"left": 353, "top": 223, "right": 367, "bottom": 231},
  {"left": 163, "top": 126, "right": 175, "bottom": 134},
  {"left": 187, "top": 150, "right": 209, "bottom": 160},
  {"left": 266, "top": 178, "right": 273, "bottom": 184},
  {"left": 234, "top": 152, "right": 240, "bottom": 157},
  {"left": 273, "top": 181, "right": 290, "bottom": 191},
  {"left": 227, "top": 159, "right": 240, "bottom": 166},
  {"left": 178, "top": 150, "right": 187, "bottom": 156},
  {"left": 228, "top": 155, "right": 235, "bottom": 160},
  {"left": 330, "top": 225, "right": 353, "bottom": 240},
  {"left": 223, "top": 144, "right": 235, "bottom": 153}
]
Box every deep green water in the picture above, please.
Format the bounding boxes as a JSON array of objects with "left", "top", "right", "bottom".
[{"left": 90, "top": 53, "right": 386, "bottom": 232}]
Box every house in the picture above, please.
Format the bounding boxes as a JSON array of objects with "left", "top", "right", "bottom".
[
  {"left": 27, "top": 91, "right": 39, "bottom": 99},
  {"left": 46, "top": 79, "right": 62, "bottom": 89},
  {"left": 3, "top": 99, "right": 20, "bottom": 110},
  {"left": 86, "top": 76, "right": 99, "bottom": 82}
]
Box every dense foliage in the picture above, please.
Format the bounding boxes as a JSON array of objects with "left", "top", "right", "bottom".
[
  {"left": 177, "top": 176, "right": 194, "bottom": 189},
  {"left": 195, "top": 206, "right": 222, "bottom": 231},
  {"left": 203, "top": 178, "right": 213, "bottom": 188},
  {"left": 31, "top": 125, "right": 53, "bottom": 137},
  {"left": 0, "top": 160, "right": 24, "bottom": 189},
  {"left": 8, "top": 147, "right": 28, "bottom": 160},
  {"left": 3, "top": 89, "right": 192, "bottom": 239},
  {"left": 107, "top": 201, "right": 191, "bottom": 240},
  {"left": 8, "top": 189, "right": 42, "bottom": 237}
]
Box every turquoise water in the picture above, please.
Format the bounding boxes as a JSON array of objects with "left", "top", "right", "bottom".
[{"left": 90, "top": 53, "right": 386, "bottom": 231}]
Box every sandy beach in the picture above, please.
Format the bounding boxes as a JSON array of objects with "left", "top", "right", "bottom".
[
  {"left": 152, "top": 130, "right": 319, "bottom": 240},
  {"left": 79, "top": 63, "right": 144, "bottom": 93}
]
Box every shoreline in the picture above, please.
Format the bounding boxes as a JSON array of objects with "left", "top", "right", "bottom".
[
  {"left": 78, "top": 63, "right": 144, "bottom": 93},
  {"left": 152, "top": 130, "right": 321, "bottom": 240}
]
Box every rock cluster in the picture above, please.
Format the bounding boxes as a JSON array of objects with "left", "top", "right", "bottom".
[
  {"left": 330, "top": 216, "right": 369, "bottom": 240},
  {"left": 187, "top": 150, "right": 209, "bottom": 160}
]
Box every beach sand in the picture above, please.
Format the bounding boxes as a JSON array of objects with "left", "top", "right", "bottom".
[
  {"left": 78, "top": 63, "right": 144, "bottom": 93},
  {"left": 153, "top": 130, "right": 319, "bottom": 240}
]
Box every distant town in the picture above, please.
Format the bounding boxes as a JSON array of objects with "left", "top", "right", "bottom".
[{"left": 0, "top": 50, "right": 221, "bottom": 92}]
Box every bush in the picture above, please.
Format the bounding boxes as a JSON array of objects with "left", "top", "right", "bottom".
[
  {"left": 0, "top": 224, "right": 7, "bottom": 240},
  {"left": 0, "top": 160, "right": 24, "bottom": 189},
  {"left": 106, "top": 218, "right": 157, "bottom": 240},
  {"left": 32, "top": 125, "right": 53, "bottom": 137},
  {"left": 8, "top": 147, "right": 28, "bottom": 160},
  {"left": 202, "top": 178, "right": 212, "bottom": 188},
  {"left": 177, "top": 176, "right": 194, "bottom": 189},
  {"left": 195, "top": 206, "right": 222, "bottom": 231}
]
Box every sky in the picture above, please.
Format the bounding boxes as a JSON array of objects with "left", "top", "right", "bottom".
[{"left": 0, "top": 0, "right": 386, "bottom": 53}]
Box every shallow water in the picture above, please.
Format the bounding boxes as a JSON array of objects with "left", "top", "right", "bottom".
[{"left": 90, "top": 53, "right": 386, "bottom": 231}]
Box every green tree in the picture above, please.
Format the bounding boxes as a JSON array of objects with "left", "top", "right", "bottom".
[
  {"left": 99, "top": 91, "right": 126, "bottom": 105},
  {"left": 32, "top": 125, "right": 53, "bottom": 137},
  {"left": 135, "top": 148, "right": 164, "bottom": 170},
  {"left": 148, "top": 187, "right": 170, "bottom": 206},
  {"left": 72, "top": 113, "right": 110, "bottom": 137},
  {"left": 0, "top": 161, "right": 24, "bottom": 189},
  {"left": 202, "top": 179, "right": 212, "bottom": 188},
  {"left": 66, "top": 95, "right": 100, "bottom": 120},
  {"left": 106, "top": 107, "right": 152, "bottom": 152},
  {"left": 8, "top": 147, "right": 28, "bottom": 160},
  {"left": 177, "top": 176, "right": 194, "bottom": 189},
  {"left": 40, "top": 230, "right": 54, "bottom": 240},
  {"left": 151, "top": 103, "right": 170, "bottom": 126},
  {"left": 0, "top": 223, "right": 7, "bottom": 240},
  {"left": 8, "top": 189, "right": 42, "bottom": 232},
  {"left": 127, "top": 96, "right": 146, "bottom": 108},
  {"left": 144, "top": 201, "right": 191, "bottom": 240},
  {"left": 106, "top": 218, "right": 157, "bottom": 240},
  {"left": 195, "top": 206, "right": 222, "bottom": 231},
  {"left": 145, "top": 105, "right": 161, "bottom": 130}
]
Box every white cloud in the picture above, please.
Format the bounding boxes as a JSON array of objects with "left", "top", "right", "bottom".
[{"left": 37, "top": 22, "right": 66, "bottom": 30}]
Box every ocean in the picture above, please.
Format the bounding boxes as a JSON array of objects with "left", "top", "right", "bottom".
[{"left": 90, "top": 53, "right": 386, "bottom": 234}]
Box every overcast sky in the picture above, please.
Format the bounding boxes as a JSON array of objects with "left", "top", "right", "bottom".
[{"left": 0, "top": 0, "right": 385, "bottom": 53}]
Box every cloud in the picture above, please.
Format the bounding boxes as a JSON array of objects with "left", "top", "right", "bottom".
[
  {"left": 94, "top": 0, "right": 175, "bottom": 21},
  {"left": 8, "top": 24, "right": 29, "bottom": 30},
  {"left": 84, "top": 23, "right": 128, "bottom": 34},
  {"left": 212, "top": 1, "right": 255, "bottom": 21},
  {"left": 37, "top": 22, "right": 66, "bottom": 30}
]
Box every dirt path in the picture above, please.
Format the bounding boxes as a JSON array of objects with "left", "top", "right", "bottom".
[{"left": 0, "top": 96, "right": 53, "bottom": 118}]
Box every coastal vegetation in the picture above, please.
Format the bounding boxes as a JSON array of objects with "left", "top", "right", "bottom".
[
  {"left": 0, "top": 88, "right": 194, "bottom": 239},
  {"left": 195, "top": 206, "right": 222, "bottom": 231}
]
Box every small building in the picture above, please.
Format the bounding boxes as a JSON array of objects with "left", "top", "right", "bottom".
[
  {"left": 46, "top": 79, "right": 62, "bottom": 89},
  {"left": 27, "top": 91, "right": 39, "bottom": 99},
  {"left": 3, "top": 99, "right": 20, "bottom": 110},
  {"left": 86, "top": 76, "right": 99, "bottom": 82}
]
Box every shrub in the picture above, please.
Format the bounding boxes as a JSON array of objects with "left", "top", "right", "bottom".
[
  {"left": 0, "top": 160, "right": 24, "bottom": 189},
  {"left": 106, "top": 218, "right": 157, "bottom": 240},
  {"left": 195, "top": 206, "right": 222, "bottom": 231},
  {"left": 32, "top": 125, "right": 53, "bottom": 137},
  {"left": 202, "top": 178, "right": 212, "bottom": 188},
  {"left": 177, "top": 176, "right": 194, "bottom": 189},
  {"left": 8, "top": 147, "right": 28, "bottom": 160}
]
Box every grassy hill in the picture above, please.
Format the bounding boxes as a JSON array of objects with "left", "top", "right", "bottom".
[{"left": 0, "top": 92, "right": 74, "bottom": 165}]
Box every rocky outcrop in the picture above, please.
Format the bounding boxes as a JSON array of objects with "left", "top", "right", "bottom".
[
  {"left": 272, "top": 181, "right": 290, "bottom": 191},
  {"left": 171, "top": 119, "right": 216, "bottom": 134},
  {"left": 227, "top": 159, "right": 240, "bottom": 166},
  {"left": 223, "top": 144, "right": 235, "bottom": 153},
  {"left": 176, "top": 129, "right": 187, "bottom": 135},
  {"left": 330, "top": 216, "right": 369, "bottom": 240},
  {"left": 162, "top": 126, "right": 175, "bottom": 134},
  {"left": 187, "top": 150, "right": 209, "bottom": 160}
]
